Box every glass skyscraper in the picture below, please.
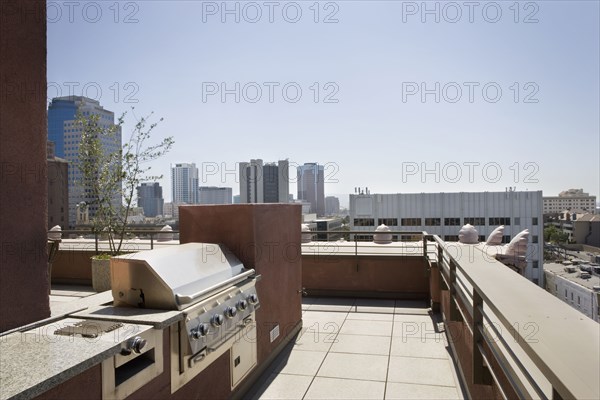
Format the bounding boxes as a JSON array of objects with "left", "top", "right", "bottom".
[{"left": 47, "top": 96, "right": 121, "bottom": 227}]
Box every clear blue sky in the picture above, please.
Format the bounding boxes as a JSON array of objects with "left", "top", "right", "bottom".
[{"left": 47, "top": 1, "right": 600, "bottom": 207}]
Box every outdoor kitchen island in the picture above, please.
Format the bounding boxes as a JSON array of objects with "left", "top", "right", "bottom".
[{"left": 0, "top": 204, "right": 302, "bottom": 400}]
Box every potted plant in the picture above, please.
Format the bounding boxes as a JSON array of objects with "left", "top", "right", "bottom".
[{"left": 77, "top": 109, "right": 174, "bottom": 291}]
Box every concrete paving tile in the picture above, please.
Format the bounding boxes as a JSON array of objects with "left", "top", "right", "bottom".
[
  {"left": 390, "top": 336, "right": 450, "bottom": 359},
  {"left": 317, "top": 353, "right": 389, "bottom": 382},
  {"left": 309, "top": 297, "right": 356, "bottom": 312},
  {"left": 339, "top": 319, "right": 393, "bottom": 337},
  {"left": 305, "top": 377, "right": 386, "bottom": 400},
  {"left": 254, "top": 373, "right": 313, "bottom": 400},
  {"left": 392, "top": 314, "right": 442, "bottom": 341},
  {"left": 346, "top": 312, "right": 394, "bottom": 321},
  {"left": 387, "top": 356, "right": 457, "bottom": 387},
  {"left": 330, "top": 334, "right": 391, "bottom": 356},
  {"left": 302, "top": 311, "right": 348, "bottom": 334},
  {"left": 294, "top": 331, "right": 338, "bottom": 353},
  {"left": 353, "top": 299, "right": 396, "bottom": 314},
  {"left": 394, "top": 300, "right": 429, "bottom": 315},
  {"left": 272, "top": 350, "right": 328, "bottom": 376},
  {"left": 385, "top": 382, "right": 462, "bottom": 399}
]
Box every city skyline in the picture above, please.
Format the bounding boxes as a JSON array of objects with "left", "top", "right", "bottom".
[{"left": 47, "top": 2, "right": 599, "bottom": 204}]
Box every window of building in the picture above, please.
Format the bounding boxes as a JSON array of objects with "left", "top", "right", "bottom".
[
  {"left": 532, "top": 236, "right": 538, "bottom": 243},
  {"left": 564, "top": 289, "right": 567, "bottom": 298},
  {"left": 533, "top": 278, "right": 539, "bottom": 285},
  {"left": 489, "top": 217, "right": 511, "bottom": 226},
  {"left": 532, "top": 261, "right": 539, "bottom": 268},
  {"left": 354, "top": 218, "right": 375, "bottom": 226},
  {"left": 464, "top": 217, "right": 485, "bottom": 225},
  {"left": 444, "top": 235, "right": 459, "bottom": 241},
  {"left": 401, "top": 218, "right": 422, "bottom": 226},
  {"left": 378, "top": 218, "right": 398, "bottom": 226},
  {"left": 424, "top": 218, "right": 441, "bottom": 226},
  {"left": 478, "top": 235, "right": 486, "bottom": 242},
  {"left": 502, "top": 235, "right": 511, "bottom": 244},
  {"left": 571, "top": 293, "right": 574, "bottom": 301},
  {"left": 532, "top": 217, "right": 538, "bottom": 225},
  {"left": 578, "top": 296, "right": 580, "bottom": 305},
  {"left": 514, "top": 217, "right": 520, "bottom": 225},
  {"left": 444, "top": 218, "right": 461, "bottom": 226}
]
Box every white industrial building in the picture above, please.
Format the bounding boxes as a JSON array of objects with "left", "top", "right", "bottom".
[
  {"left": 350, "top": 190, "right": 544, "bottom": 284},
  {"left": 544, "top": 262, "right": 600, "bottom": 323}
]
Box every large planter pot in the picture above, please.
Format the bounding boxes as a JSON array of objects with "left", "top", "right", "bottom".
[{"left": 91, "top": 258, "right": 111, "bottom": 292}]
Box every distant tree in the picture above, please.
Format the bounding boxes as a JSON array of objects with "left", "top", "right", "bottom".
[{"left": 544, "top": 226, "right": 569, "bottom": 244}]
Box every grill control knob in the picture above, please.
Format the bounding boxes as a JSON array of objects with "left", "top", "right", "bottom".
[
  {"left": 122, "top": 336, "right": 147, "bottom": 355},
  {"left": 191, "top": 323, "right": 209, "bottom": 340},
  {"left": 237, "top": 299, "right": 248, "bottom": 311},
  {"left": 248, "top": 294, "right": 259, "bottom": 305},
  {"left": 211, "top": 314, "right": 224, "bottom": 327},
  {"left": 225, "top": 306, "right": 237, "bottom": 318}
]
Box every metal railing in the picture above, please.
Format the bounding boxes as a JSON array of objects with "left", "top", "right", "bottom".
[
  {"left": 426, "top": 234, "right": 599, "bottom": 400},
  {"left": 47, "top": 228, "right": 180, "bottom": 252}
]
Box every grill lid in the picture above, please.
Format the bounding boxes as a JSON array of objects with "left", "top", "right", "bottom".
[{"left": 111, "top": 243, "right": 255, "bottom": 310}]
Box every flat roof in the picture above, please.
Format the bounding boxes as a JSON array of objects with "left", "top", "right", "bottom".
[{"left": 544, "top": 262, "right": 600, "bottom": 290}]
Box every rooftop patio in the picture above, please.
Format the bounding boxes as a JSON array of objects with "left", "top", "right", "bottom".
[
  {"left": 250, "top": 297, "right": 464, "bottom": 400},
  {"left": 47, "top": 287, "right": 464, "bottom": 400}
]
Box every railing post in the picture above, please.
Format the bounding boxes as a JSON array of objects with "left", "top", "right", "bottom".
[
  {"left": 438, "top": 243, "right": 448, "bottom": 291},
  {"left": 473, "top": 289, "right": 492, "bottom": 385},
  {"left": 150, "top": 233, "right": 154, "bottom": 250},
  {"left": 449, "top": 260, "right": 462, "bottom": 322},
  {"left": 355, "top": 239, "right": 359, "bottom": 272}
]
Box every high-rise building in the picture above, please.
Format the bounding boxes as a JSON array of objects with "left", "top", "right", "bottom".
[
  {"left": 136, "top": 182, "right": 164, "bottom": 217},
  {"left": 171, "top": 163, "right": 199, "bottom": 205},
  {"left": 198, "top": 186, "right": 232, "bottom": 204},
  {"left": 349, "top": 190, "right": 544, "bottom": 285},
  {"left": 325, "top": 196, "right": 340, "bottom": 215},
  {"left": 239, "top": 159, "right": 289, "bottom": 203},
  {"left": 47, "top": 96, "right": 121, "bottom": 227},
  {"left": 297, "top": 163, "right": 325, "bottom": 216},
  {"left": 47, "top": 141, "right": 69, "bottom": 229}
]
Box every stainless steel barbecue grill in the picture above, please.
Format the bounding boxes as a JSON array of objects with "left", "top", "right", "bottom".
[{"left": 110, "top": 242, "right": 261, "bottom": 392}]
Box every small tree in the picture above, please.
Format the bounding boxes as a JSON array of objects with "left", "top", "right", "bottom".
[{"left": 77, "top": 108, "right": 174, "bottom": 256}]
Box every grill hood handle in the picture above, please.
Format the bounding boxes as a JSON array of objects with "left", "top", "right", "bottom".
[{"left": 175, "top": 269, "right": 257, "bottom": 306}]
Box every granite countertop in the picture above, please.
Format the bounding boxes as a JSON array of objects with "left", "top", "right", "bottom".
[
  {"left": 71, "top": 305, "right": 183, "bottom": 330},
  {"left": 0, "top": 318, "right": 153, "bottom": 400}
]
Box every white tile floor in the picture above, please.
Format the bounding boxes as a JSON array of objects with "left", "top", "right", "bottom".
[{"left": 251, "top": 297, "right": 464, "bottom": 400}]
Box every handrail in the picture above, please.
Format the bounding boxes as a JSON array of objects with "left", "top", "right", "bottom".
[
  {"left": 48, "top": 228, "right": 180, "bottom": 251},
  {"left": 428, "top": 234, "right": 599, "bottom": 400}
]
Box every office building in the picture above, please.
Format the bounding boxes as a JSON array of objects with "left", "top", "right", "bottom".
[
  {"left": 47, "top": 96, "right": 121, "bottom": 227},
  {"left": 239, "top": 159, "right": 289, "bottom": 203},
  {"left": 171, "top": 163, "right": 199, "bottom": 205},
  {"left": 297, "top": 163, "right": 325, "bottom": 216},
  {"left": 543, "top": 189, "right": 596, "bottom": 214},
  {"left": 325, "top": 196, "right": 340, "bottom": 215},
  {"left": 47, "top": 141, "right": 69, "bottom": 229},
  {"left": 350, "top": 190, "right": 544, "bottom": 284},
  {"left": 198, "top": 186, "right": 232, "bottom": 204},
  {"left": 137, "top": 182, "right": 164, "bottom": 218}
]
